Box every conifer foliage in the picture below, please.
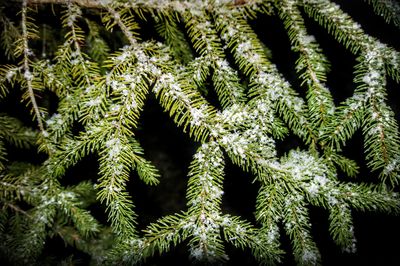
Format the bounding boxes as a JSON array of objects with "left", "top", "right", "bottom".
[{"left": 0, "top": 0, "right": 399, "bottom": 265}]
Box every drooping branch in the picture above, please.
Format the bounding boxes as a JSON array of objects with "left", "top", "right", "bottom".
[
  {"left": 0, "top": 0, "right": 400, "bottom": 264},
  {"left": 22, "top": 0, "right": 45, "bottom": 132}
]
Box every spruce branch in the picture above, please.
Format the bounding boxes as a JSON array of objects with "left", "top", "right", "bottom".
[
  {"left": 356, "top": 51, "right": 400, "bottom": 183},
  {"left": 0, "top": 165, "right": 101, "bottom": 262},
  {"left": 21, "top": 0, "right": 45, "bottom": 132},
  {"left": 0, "top": 65, "right": 20, "bottom": 98},
  {"left": 64, "top": 2, "right": 93, "bottom": 88},
  {"left": 214, "top": 9, "right": 318, "bottom": 146},
  {"left": 0, "top": 11, "right": 21, "bottom": 60},
  {"left": 85, "top": 18, "right": 110, "bottom": 63},
  {"left": 301, "top": 0, "right": 400, "bottom": 82},
  {"left": 184, "top": 10, "right": 246, "bottom": 107},
  {"left": 363, "top": 0, "right": 400, "bottom": 29},
  {"left": 154, "top": 11, "right": 194, "bottom": 64},
  {"left": 186, "top": 142, "right": 228, "bottom": 262},
  {"left": 104, "top": 4, "right": 139, "bottom": 46},
  {"left": 283, "top": 193, "right": 321, "bottom": 266},
  {"left": 0, "top": 1, "right": 399, "bottom": 265},
  {"left": 278, "top": 0, "right": 335, "bottom": 127}
]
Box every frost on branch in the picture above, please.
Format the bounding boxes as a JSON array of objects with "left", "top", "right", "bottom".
[{"left": 0, "top": 0, "right": 399, "bottom": 265}]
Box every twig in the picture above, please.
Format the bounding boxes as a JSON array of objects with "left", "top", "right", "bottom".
[{"left": 22, "top": 0, "right": 45, "bottom": 132}]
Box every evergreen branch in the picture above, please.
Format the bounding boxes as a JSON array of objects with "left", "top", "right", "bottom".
[
  {"left": 104, "top": 4, "right": 139, "bottom": 46},
  {"left": 187, "top": 217, "right": 225, "bottom": 262},
  {"left": 363, "top": 0, "right": 400, "bottom": 29},
  {"left": 0, "top": 174, "right": 26, "bottom": 200},
  {"left": 268, "top": 150, "right": 400, "bottom": 260},
  {"left": 355, "top": 50, "right": 400, "bottom": 184},
  {"left": 215, "top": 9, "right": 268, "bottom": 77},
  {"left": 0, "top": 114, "right": 37, "bottom": 149},
  {"left": 382, "top": 46, "right": 400, "bottom": 82},
  {"left": 102, "top": 47, "right": 153, "bottom": 132},
  {"left": 67, "top": 180, "right": 97, "bottom": 208},
  {"left": 328, "top": 203, "right": 357, "bottom": 253},
  {"left": 222, "top": 215, "right": 283, "bottom": 265},
  {"left": 64, "top": 3, "right": 97, "bottom": 89},
  {"left": 0, "top": 65, "right": 20, "bottom": 98},
  {"left": 212, "top": 58, "right": 247, "bottom": 107},
  {"left": 206, "top": 100, "right": 282, "bottom": 177},
  {"left": 0, "top": 1, "right": 399, "bottom": 264},
  {"left": 253, "top": 223, "right": 284, "bottom": 265},
  {"left": 21, "top": 0, "right": 44, "bottom": 132},
  {"left": 253, "top": 70, "right": 315, "bottom": 145},
  {"left": 278, "top": 0, "right": 335, "bottom": 127},
  {"left": 153, "top": 67, "right": 216, "bottom": 142},
  {"left": 320, "top": 91, "right": 365, "bottom": 151},
  {"left": 97, "top": 135, "right": 138, "bottom": 237},
  {"left": 57, "top": 190, "right": 100, "bottom": 238},
  {"left": 0, "top": 164, "right": 45, "bottom": 203},
  {"left": 1, "top": 165, "right": 101, "bottom": 263},
  {"left": 183, "top": 11, "right": 224, "bottom": 59},
  {"left": 0, "top": 140, "right": 6, "bottom": 171},
  {"left": 209, "top": 102, "right": 284, "bottom": 180},
  {"left": 339, "top": 183, "right": 400, "bottom": 213},
  {"left": 138, "top": 213, "right": 191, "bottom": 263},
  {"left": 41, "top": 2, "right": 103, "bottom": 141},
  {"left": 45, "top": 123, "right": 107, "bottom": 178},
  {"left": 32, "top": 60, "right": 66, "bottom": 96},
  {"left": 0, "top": 11, "right": 21, "bottom": 60},
  {"left": 39, "top": 36, "right": 100, "bottom": 144},
  {"left": 255, "top": 181, "right": 284, "bottom": 225},
  {"left": 283, "top": 193, "right": 320, "bottom": 266},
  {"left": 51, "top": 53, "right": 100, "bottom": 134},
  {"left": 301, "top": 0, "right": 400, "bottom": 82},
  {"left": 79, "top": 45, "right": 154, "bottom": 127},
  {"left": 184, "top": 10, "right": 246, "bottom": 108},
  {"left": 325, "top": 152, "right": 359, "bottom": 178},
  {"left": 319, "top": 48, "right": 399, "bottom": 160},
  {"left": 154, "top": 11, "right": 194, "bottom": 64},
  {"left": 187, "top": 142, "right": 224, "bottom": 213},
  {"left": 218, "top": 124, "right": 277, "bottom": 177},
  {"left": 301, "top": 0, "right": 371, "bottom": 54},
  {"left": 186, "top": 142, "right": 227, "bottom": 262},
  {"left": 129, "top": 138, "right": 160, "bottom": 186},
  {"left": 8, "top": 176, "right": 98, "bottom": 262},
  {"left": 254, "top": 183, "right": 285, "bottom": 263},
  {"left": 85, "top": 18, "right": 110, "bottom": 63},
  {"left": 45, "top": 116, "right": 149, "bottom": 255},
  {"left": 247, "top": 151, "right": 330, "bottom": 265},
  {"left": 214, "top": 9, "right": 318, "bottom": 146},
  {"left": 215, "top": 101, "right": 288, "bottom": 140},
  {"left": 180, "top": 55, "right": 211, "bottom": 92},
  {"left": 43, "top": 108, "right": 76, "bottom": 145},
  {"left": 46, "top": 42, "right": 76, "bottom": 95},
  {"left": 14, "top": 205, "right": 57, "bottom": 261},
  {"left": 47, "top": 123, "right": 138, "bottom": 238},
  {"left": 79, "top": 79, "right": 108, "bottom": 124}
]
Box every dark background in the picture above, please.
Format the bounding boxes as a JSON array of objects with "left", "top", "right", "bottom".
[{"left": 1, "top": 0, "right": 400, "bottom": 265}]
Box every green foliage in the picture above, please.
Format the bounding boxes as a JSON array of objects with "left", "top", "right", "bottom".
[
  {"left": 363, "top": 0, "right": 400, "bottom": 29},
  {"left": 0, "top": 0, "right": 399, "bottom": 265}
]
